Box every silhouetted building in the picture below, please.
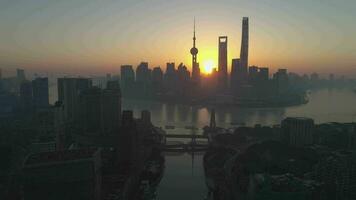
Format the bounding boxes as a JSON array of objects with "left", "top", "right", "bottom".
[
  {"left": 218, "top": 36, "right": 228, "bottom": 91},
  {"left": 191, "top": 19, "right": 200, "bottom": 85},
  {"left": 177, "top": 63, "right": 190, "bottom": 95},
  {"left": 22, "top": 149, "right": 102, "bottom": 200},
  {"left": 239, "top": 17, "right": 249, "bottom": 81},
  {"left": 58, "top": 78, "right": 92, "bottom": 122},
  {"left": 248, "top": 66, "right": 259, "bottom": 84},
  {"left": 230, "top": 58, "right": 241, "bottom": 91},
  {"left": 102, "top": 80, "right": 121, "bottom": 134},
  {"left": 281, "top": 117, "right": 314, "bottom": 147},
  {"left": 32, "top": 77, "right": 49, "bottom": 109},
  {"left": 54, "top": 101, "right": 65, "bottom": 151},
  {"left": 136, "top": 62, "right": 151, "bottom": 83},
  {"left": 258, "top": 67, "right": 269, "bottom": 81},
  {"left": 273, "top": 69, "right": 289, "bottom": 95},
  {"left": 120, "top": 65, "right": 135, "bottom": 96},
  {"left": 17, "top": 68, "right": 25, "bottom": 82},
  {"left": 152, "top": 67, "right": 163, "bottom": 93},
  {"left": 78, "top": 82, "right": 121, "bottom": 135},
  {"left": 164, "top": 62, "right": 177, "bottom": 92},
  {"left": 19, "top": 80, "right": 33, "bottom": 112}
]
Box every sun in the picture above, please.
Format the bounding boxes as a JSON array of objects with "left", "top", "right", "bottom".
[{"left": 202, "top": 60, "right": 214, "bottom": 74}]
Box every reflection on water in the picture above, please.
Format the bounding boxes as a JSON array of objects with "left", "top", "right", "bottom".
[
  {"left": 48, "top": 88, "right": 356, "bottom": 200},
  {"left": 120, "top": 89, "right": 356, "bottom": 129}
]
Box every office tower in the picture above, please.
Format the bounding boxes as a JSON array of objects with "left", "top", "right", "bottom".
[
  {"left": 239, "top": 17, "right": 249, "bottom": 80},
  {"left": 258, "top": 67, "right": 269, "bottom": 81},
  {"left": 273, "top": 69, "right": 289, "bottom": 95},
  {"left": 54, "top": 101, "right": 65, "bottom": 151},
  {"left": 248, "top": 66, "right": 259, "bottom": 83},
  {"left": 190, "top": 19, "right": 200, "bottom": 85},
  {"left": 152, "top": 67, "right": 163, "bottom": 85},
  {"left": 218, "top": 36, "right": 228, "bottom": 90},
  {"left": 136, "top": 62, "right": 150, "bottom": 83},
  {"left": 177, "top": 63, "right": 190, "bottom": 83},
  {"left": 120, "top": 65, "right": 135, "bottom": 95},
  {"left": 164, "top": 62, "right": 177, "bottom": 92},
  {"left": 102, "top": 80, "right": 121, "bottom": 134},
  {"left": 177, "top": 63, "right": 190, "bottom": 95},
  {"left": 281, "top": 117, "right": 314, "bottom": 147},
  {"left": 22, "top": 149, "right": 102, "bottom": 200},
  {"left": 230, "top": 58, "right": 240, "bottom": 91},
  {"left": 17, "top": 68, "right": 26, "bottom": 82},
  {"left": 79, "top": 87, "right": 102, "bottom": 133},
  {"left": 57, "top": 78, "right": 92, "bottom": 122},
  {"left": 19, "top": 80, "right": 33, "bottom": 112},
  {"left": 78, "top": 82, "right": 121, "bottom": 135},
  {"left": 32, "top": 77, "right": 49, "bottom": 109}
]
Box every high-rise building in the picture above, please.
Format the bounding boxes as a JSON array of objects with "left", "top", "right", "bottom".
[
  {"left": 32, "top": 77, "right": 49, "bottom": 109},
  {"left": 190, "top": 19, "right": 200, "bottom": 85},
  {"left": 230, "top": 58, "right": 240, "bottom": 91},
  {"left": 258, "top": 67, "right": 269, "bottom": 81},
  {"left": 177, "top": 63, "right": 190, "bottom": 95},
  {"left": 281, "top": 117, "right": 314, "bottom": 147},
  {"left": 248, "top": 66, "right": 259, "bottom": 84},
  {"left": 19, "top": 80, "right": 33, "bottom": 112},
  {"left": 22, "top": 149, "right": 102, "bottom": 200},
  {"left": 17, "top": 68, "right": 26, "bottom": 82},
  {"left": 102, "top": 80, "right": 121, "bottom": 134},
  {"left": 273, "top": 69, "right": 289, "bottom": 95},
  {"left": 218, "top": 36, "right": 228, "bottom": 90},
  {"left": 239, "top": 17, "right": 249, "bottom": 80},
  {"left": 136, "top": 62, "right": 150, "bottom": 83},
  {"left": 54, "top": 101, "right": 65, "bottom": 151},
  {"left": 78, "top": 82, "right": 121, "bottom": 134},
  {"left": 120, "top": 65, "right": 135, "bottom": 93},
  {"left": 152, "top": 67, "right": 163, "bottom": 84},
  {"left": 57, "top": 78, "right": 92, "bottom": 122},
  {"left": 164, "top": 62, "right": 177, "bottom": 92}
]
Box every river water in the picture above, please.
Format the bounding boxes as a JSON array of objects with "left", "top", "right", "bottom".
[
  {"left": 50, "top": 88, "right": 356, "bottom": 200},
  {"left": 120, "top": 88, "right": 356, "bottom": 200}
]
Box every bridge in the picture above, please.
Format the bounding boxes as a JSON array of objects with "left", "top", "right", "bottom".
[{"left": 161, "top": 133, "right": 211, "bottom": 152}]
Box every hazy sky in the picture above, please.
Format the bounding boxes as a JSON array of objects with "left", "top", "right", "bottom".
[{"left": 0, "top": 0, "right": 355, "bottom": 77}]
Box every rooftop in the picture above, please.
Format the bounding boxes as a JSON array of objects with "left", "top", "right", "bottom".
[{"left": 24, "top": 148, "right": 98, "bottom": 166}]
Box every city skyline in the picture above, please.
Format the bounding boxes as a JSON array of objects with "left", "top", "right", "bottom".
[{"left": 1, "top": 0, "right": 356, "bottom": 77}]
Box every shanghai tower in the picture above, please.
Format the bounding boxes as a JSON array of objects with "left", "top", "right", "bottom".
[{"left": 239, "top": 17, "right": 249, "bottom": 81}]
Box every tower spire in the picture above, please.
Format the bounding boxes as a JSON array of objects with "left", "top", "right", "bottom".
[
  {"left": 190, "top": 18, "right": 200, "bottom": 84},
  {"left": 193, "top": 17, "right": 196, "bottom": 47}
]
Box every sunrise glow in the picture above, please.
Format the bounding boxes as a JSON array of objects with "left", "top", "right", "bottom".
[{"left": 202, "top": 60, "right": 215, "bottom": 74}]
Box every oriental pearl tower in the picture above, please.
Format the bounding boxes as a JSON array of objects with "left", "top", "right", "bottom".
[{"left": 191, "top": 19, "right": 200, "bottom": 84}]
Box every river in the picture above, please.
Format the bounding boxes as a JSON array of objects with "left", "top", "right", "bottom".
[
  {"left": 121, "top": 88, "right": 356, "bottom": 200},
  {"left": 49, "top": 88, "right": 356, "bottom": 199}
]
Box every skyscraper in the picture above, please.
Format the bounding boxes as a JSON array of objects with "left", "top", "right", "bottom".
[
  {"left": 19, "top": 80, "right": 33, "bottom": 112},
  {"left": 120, "top": 65, "right": 135, "bottom": 96},
  {"left": 218, "top": 36, "right": 228, "bottom": 90},
  {"left": 230, "top": 58, "right": 240, "bottom": 91},
  {"left": 32, "top": 77, "right": 49, "bottom": 109},
  {"left": 190, "top": 19, "right": 200, "bottom": 85},
  {"left": 136, "top": 62, "right": 150, "bottom": 83},
  {"left": 240, "top": 17, "right": 249, "bottom": 79},
  {"left": 17, "top": 68, "right": 26, "bottom": 82},
  {"left": 102, "top": 80, "right": 121, "bottom": 134},
  {"left": 57, "top": 78, "right": 92, "bottom": 122},
  {"left": 78, "top": 81, "right": 121, "bottom": 135}
]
